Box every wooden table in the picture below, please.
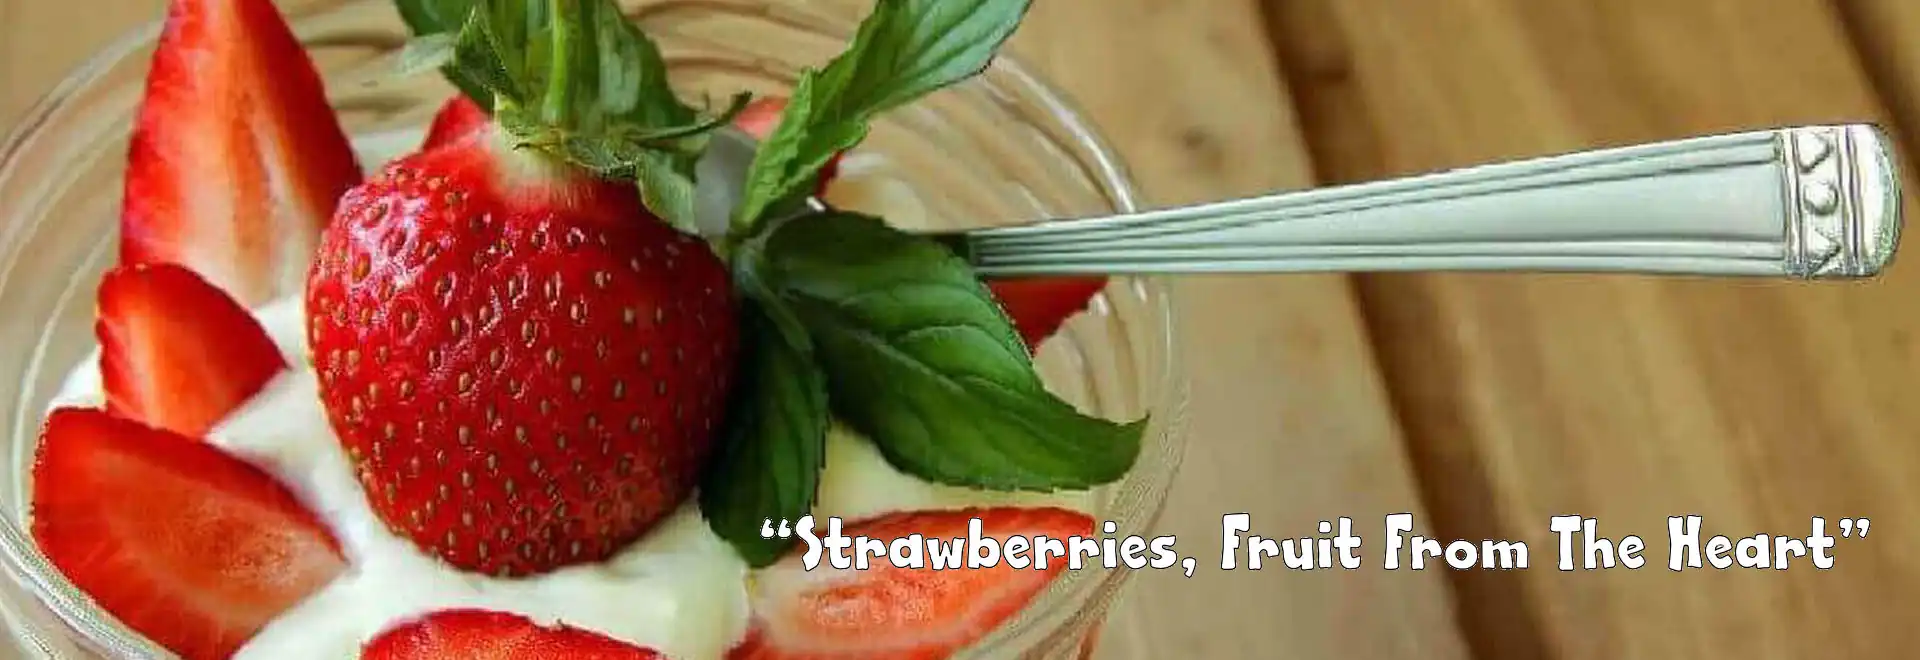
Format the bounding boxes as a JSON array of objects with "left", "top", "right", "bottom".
[{"left": 6, "top": 1, "right": 1918, "bottom": 658}]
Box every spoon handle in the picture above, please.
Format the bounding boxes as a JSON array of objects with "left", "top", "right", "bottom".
[{"left": 955, "top": 124, "right": 1902, "bottom": 279}]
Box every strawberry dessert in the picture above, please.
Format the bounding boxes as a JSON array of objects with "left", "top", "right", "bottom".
[{"left": 29, "top": 0, "right": 1146, "bottom": 658}]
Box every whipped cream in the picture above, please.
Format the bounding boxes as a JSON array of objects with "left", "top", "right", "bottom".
[{"left": 47, "top": 158, "right": 1098, "bottom": 659}]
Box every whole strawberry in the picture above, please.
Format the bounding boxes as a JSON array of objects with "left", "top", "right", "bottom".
[
  {"left": 309, "top": 120, "right": 737, "bottom": 575},
  {"left": 307, "top": 18, "right": 742, "bottom": 574}
]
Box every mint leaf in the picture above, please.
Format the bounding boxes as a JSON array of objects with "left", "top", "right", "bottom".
[
  {"left": 700, "top": 298, "right": 829, "bottom": 567},
  {"left": 397, "top": 0, "right": 736, "bottom": 229},
  {"left": 757, "top": 212, "right": 1144, "bottom": 491},
  {"left": 732, "top": 0, "right": 1034, "bottom": 230}
]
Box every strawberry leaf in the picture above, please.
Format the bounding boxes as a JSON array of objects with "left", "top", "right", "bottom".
[
  {"left": 397, "top": 1, "right": 488, "bottom": 100},
  {"left": 699, "top": 297, "right": 829, "bottom": 567},
  {"left": 731, "top": 0, "right": 1034, "bottom": 232},
  {"left": 395, "top": 0, "right": 471, "bottom": 35},
  {"left": 395, "top": 33, "right": 458, "bottom": 79},
  {"left": 395, "top": 0, "right": 738, "bottom": 229},
  {"left": 753, "top": 212, "right": 1144, "bottom": 491},
  {"left": 632, "top": 149, "right": 707, "bottom": 235},
  {"left": 439, "top": 7, "right": 530, "bottom": 103}
]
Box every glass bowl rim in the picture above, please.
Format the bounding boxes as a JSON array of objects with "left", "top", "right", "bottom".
[{"left": 0, "top": 5, "right": 1191, "bottom": 658}]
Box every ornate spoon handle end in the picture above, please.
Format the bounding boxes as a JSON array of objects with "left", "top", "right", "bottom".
[{"left": 1784, "top": 124, "right": 1901, "bottom": 279}]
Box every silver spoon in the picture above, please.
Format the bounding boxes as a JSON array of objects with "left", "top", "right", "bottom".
[{"left": 696, "top": 123, "right": 1902, "bottom": 280}]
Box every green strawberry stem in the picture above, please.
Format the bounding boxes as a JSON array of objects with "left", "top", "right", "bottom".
[
  {"left": 406, "top": 0, "right": 743, "bottom": 228},
  {"left": 541, "top": 0, "right": 580, "bottom": 127}
]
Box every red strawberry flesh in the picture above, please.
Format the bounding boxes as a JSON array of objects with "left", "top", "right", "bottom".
[
  {"left": 31, "top": 408, "right": 345, "bottom": 660},
  {"left": 308, "top": 123, "right": 738, "bottom": 577},
  {"left": 422, "top": 96, "right": 489, "bottom": 151},
  {"left": 730, "top": 507, "right": 1092, "bottom": 659},
  {"left": 362, "top": 609, "right": 666, "bottom": 659},
  {"left": 987, "top": 276, "right": 1108, "bottom": 350},
  {"left": 121, "top": 0, "right": 362, "bottom": 307},
  {"left": 97, "top": 262, "right": 287, "bottom": 438}
]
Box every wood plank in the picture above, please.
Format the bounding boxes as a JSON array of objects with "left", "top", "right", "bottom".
[
  {"left": 0, "top": 1, "right": 1472, "bottom": 658},
  {"left": 1, "top": 1, "right": 161, "bottom": 130},
  {"left": 1841, "top": 2, "right": 1920, "bottom": 165},
  {"left": 1267, "top": 1, "right": 1920, "bottom": 658},
  {"left": 0, "top": 0, "right": 341, "bottom": 130},
  {"left": 1009, "top": 1, "right": 1469, "bottom": 657}
]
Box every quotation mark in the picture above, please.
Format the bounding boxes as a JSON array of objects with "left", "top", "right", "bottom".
[
  {"left": 760, "top": 519, "right": 794, "bottom": 539},
  {"left": 1839, "top": 518, "right": 1871, "bottom": 538}
]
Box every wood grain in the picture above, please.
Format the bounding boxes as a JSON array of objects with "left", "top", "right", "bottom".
[
  {"left": 1266, "top": 0, "right": 1920, "bottom": 658},
  {"left": 1839, "top": 0, "right": 1920, "bottom": 157},
  {"left": 0, "top": 2, "right": 159, "bottom": 130}
]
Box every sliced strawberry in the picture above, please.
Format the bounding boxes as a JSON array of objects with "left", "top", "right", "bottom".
[
  {"left": 986, "top": 276, "right": 1109, "bottom": 350},
  {"left": 732, "top": 96, "right": 843, "bottom": 194},
  {"left": 122, "top": 0, "right": 362, "bottom": 307},
  {"left": 31, "top": 408, "right": 345, "bottom": 660},
  {"left": 421, "top": 96, "right": 489, "bottom": 151},
  {"left": 362, "top": 609, "right": 665, "bottom": 659},
  {"left": 97, "top": 262, "right": 286, "bottom": 438},
  {"left": 730, "top": 507, "right": 1093, "bottom": 660}
]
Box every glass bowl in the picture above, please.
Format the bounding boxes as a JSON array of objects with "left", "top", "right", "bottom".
[{"left": 0, "top": 0, "right": 1189, "bottom": 658}]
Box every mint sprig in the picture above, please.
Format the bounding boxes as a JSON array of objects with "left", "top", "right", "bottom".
[
  {"left": 395, "top": 0, "right": 739, "bottom": 229},
  {"left": 757, "top": 213, "right": 1144, "bottom": 490},
  {"left": 696, "top": 0, "right": 1142, "bottom": 563},
  {"left": 730, "top": 0, "right": 1035, "bottom": 232}
]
